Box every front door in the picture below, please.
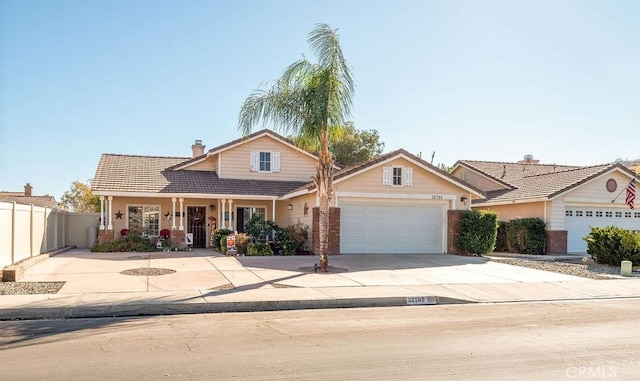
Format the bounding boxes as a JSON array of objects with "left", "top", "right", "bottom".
[{"left": 187, "top": 206, "right": 207, "bottom": 248}]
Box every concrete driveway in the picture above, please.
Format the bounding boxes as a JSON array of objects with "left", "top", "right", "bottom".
[{"left": 4, "top": 248, "right": 640, "bottom": 320}]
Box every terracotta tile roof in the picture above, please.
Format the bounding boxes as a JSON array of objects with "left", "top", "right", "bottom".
[
  {"left": 285, "top": 149, "right": 486, "bottom": 197},
  {"left": 458, "top": 160, "right": 635, "bottom": 203},
  {"left": 92, "top": 154, "right": 306, "bottom": 196}
]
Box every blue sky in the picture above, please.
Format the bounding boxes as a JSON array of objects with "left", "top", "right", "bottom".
[{"left": 1, "top": 0, "right": 638, "bottom": 200}]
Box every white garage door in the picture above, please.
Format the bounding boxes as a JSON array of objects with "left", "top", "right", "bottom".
[
  {"left": 340, "top": 200, "right": 445, "bottom": 254},
  {"left": 565, "top": 207, "right": 640, "bottom": 253}
]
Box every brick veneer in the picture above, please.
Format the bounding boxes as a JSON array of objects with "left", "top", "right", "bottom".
[
  {"left": 97, "top": 230, "right": 114, "bottom": 244},
  {"left": 171, "top": 229, "right": 186, "bottom": 247},
  {"left": 447, "top": 210, "right": 465, "bottom": 255},
  {"left": 545, "top": 230, "right": 567, "bottom": 254},
  {"left": 312, "top": 207, "right": 340, "bottom": 255}
]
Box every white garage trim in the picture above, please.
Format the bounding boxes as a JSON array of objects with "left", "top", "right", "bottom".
[{"left": 339, "top": 196, "right": 447, "bottom": 254}]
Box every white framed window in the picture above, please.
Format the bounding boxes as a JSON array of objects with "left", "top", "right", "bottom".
[
  {"left": 635, "top": 212, "right": 640, "bottom": 218},
  {"left": 127, "top": 205, "right": 160, "bottom": 236},
  {"left": 625, "top": 212, "right": 632, "bottom": 218},
  {"left": 393, "top": 167, "right": 402, "bottom": 186},
  {"left": 586, "top": 211, "right": 593, "bottom": 217},
  {"left": 566, "top": 210, "right": 573, "bottom": 217},
  {"left": 615, "top": 211, "right": 622, "bottom": 218},
  {"left": 606, "top": 211, "right": 613, "bottom": 218},
  {"left": 250, "top": 151, "right": 280, "bottom": 173},
  {"left": 596, "top": 211, "right": 603, "bottom": 217},
  {"left": 576, "top": 211, "right": 583, "bottom": 217},
  {"left": 383, "top": 166, "right": 413, "bottom": 187}
]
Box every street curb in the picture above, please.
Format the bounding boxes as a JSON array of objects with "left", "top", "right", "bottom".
[{"left": 0, "top": 296, "right": 473, "bottom": 320}]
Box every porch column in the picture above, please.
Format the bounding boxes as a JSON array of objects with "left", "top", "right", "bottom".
[
  {"left": 171, "top": 198, "right": 177, "bottom": 229},
  {"left": 179, "top": 197, "right": 184, "bottom": 231},
  {"left": 228, "top": 199, "right": 234, "bottom": 232},
  {"left": 107, "top": 196, "right": 113, "bottom": 230},
  {"left": 100, "top": 196, "right": 105, "bottom": 230},
  {"left": 272, "top": 198, "right": 276, "bottom": 221},
  {"left": 221, "top": 198, "right": 226, "bottom": 229}
]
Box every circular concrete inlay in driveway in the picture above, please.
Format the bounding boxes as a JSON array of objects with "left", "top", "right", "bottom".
[{"left": 120, "top": 268, "right": 176, "bottom": 276}]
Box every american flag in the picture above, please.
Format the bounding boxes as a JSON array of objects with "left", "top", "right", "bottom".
[{"left": 626, "top": 177, "right": 636, "bottom": 210}]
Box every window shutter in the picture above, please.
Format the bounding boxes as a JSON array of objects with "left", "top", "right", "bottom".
[
  {"left": 382, "top": 166, "right": 392, "bottom": 185},
  {"left": 273, "top": 151, "right": 281, "bottom": 172},
  {"left": 404, "top": 167, "right": 413, "bottom": 186},
  {"left": 250, "top": 151, "right": 258, "bottom": 172}
]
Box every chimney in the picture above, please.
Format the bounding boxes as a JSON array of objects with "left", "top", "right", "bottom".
[
  {"left": 517, "top": 154, "right": 540, "bottom": 165},
  {"left": 24, "top": 183, "right": 33, "bottom": 196},
  {"left": 191, "top": 140, "right": 205, "bottom": 158}
]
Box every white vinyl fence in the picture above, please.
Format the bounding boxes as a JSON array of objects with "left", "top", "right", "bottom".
[{"left": 0, "top": 202, "right": 100, "bottom": 268}]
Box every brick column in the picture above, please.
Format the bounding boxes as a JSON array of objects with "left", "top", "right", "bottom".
[
  {"left": 545, "top": 230, "right": 567, "bottom": 254},
  {"left": 312, "top": 207, "right": 341, "bottom": 255},
  {"left": 97, "top": 230, "right": 114, "bottom": 244},
  {"left": 447, "top": 210, "right": 464, "bottom": 255},
  {"left": 171, "top": 229, "right": 186, "bottom": 247}
]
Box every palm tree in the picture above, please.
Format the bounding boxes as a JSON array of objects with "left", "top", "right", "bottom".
[{"left": 238, "top": 23, "right": 354, "bottom": 271}]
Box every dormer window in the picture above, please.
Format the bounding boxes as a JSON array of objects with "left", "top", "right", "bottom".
[{"left": 250, "top": 150, "right": 280, "bottom": 173}]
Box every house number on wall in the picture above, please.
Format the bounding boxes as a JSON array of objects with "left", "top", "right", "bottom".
[{"left": 431, "top": 195, "right": 444, "bottom": 200}]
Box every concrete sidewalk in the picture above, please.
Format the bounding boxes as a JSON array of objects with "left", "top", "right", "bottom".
[{"left": 2, "top": 249, "right": 640, "bottom": 320}]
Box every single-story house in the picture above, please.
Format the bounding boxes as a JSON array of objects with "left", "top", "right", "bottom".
[
  {"left": 451, "top": 157, "right": 638, "bottom": 253},
  {"left": 92, "top": 129, "right": 484, "bottom": 254}
]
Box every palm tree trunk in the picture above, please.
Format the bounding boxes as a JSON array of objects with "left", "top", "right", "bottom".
[{"left": 316, "top": 130, "right": 333, "bottom": 272}]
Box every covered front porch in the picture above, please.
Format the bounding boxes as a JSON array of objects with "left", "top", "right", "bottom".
[{"left": 96, "top": 195, "right": 292, "bottom": 248}]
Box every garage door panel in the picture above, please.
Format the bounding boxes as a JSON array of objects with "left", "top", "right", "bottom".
[
  {"left": 566, "top": 208, "right": 640, "bottom": 253},
  {"left": 340, "top": 201, "right": 444, "bottom": 254}
]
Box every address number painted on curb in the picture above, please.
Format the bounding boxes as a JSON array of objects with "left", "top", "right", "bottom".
[{"left": 406, "top": 296, "right": 437, "bottom": 305}]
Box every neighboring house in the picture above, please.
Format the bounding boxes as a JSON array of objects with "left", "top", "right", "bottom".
[
  {"left": 451, "top": 157, "right": 638, "bottom": 254},
  {"left": 0, "top": 183, "right": 59, "bottom": 209},
  {"left": 92, "top": 129, "right": 483, "bottom": 254}
]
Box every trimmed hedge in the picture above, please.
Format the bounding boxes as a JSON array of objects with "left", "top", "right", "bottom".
[
  {"left": 91, "top": 232, "right": 155, "bottom": 252},
  {"left": 584, "top": 226, "right": 640, "bottom": 266},
  {"left": 247, "top": 243, "right": 274, "bottom": 256},
  {"left": 455, "top": 210, "right": 499, "bottom": 255},
  {"left": 506, "top": 218, "right": 546, "bottom": 255}
]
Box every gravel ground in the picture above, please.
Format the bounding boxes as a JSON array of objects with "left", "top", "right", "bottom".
[
  {"left": 0, "top": 281, "right": 65, "bottom": 295},
  {"left": 491, "top": 258, "right": 639, "bottom": 280}
]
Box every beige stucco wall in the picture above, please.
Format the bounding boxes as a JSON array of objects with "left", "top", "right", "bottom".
[
  {"left": 476, "top": 202, "right": 546, "bottom": 222},
  {"left": 217, "top": 135, "right": 316, "bottom": 182},
  {"left": 451, "top": 167, "right": 509, "bottom": 192},
  {"left": 335, "top": 157, "right": 472, "bottom": 210}
]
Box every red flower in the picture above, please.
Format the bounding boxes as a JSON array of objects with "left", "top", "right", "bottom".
[
  {"left": 160, "top": 229, "right": 171, "bottom": 238},
  {"left": 120, "top": 228, "right": 130, "bottom": 237}
]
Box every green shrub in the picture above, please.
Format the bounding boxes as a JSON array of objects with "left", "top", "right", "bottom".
[
  {"left": 213, "top": 228, "right": 233, "bottom": 250},
  {"left": 281, "top": 240, "right": 298, "bottom": 256},
  {"left": 281, "top": 223, "right": 309, "bottom": 255},
  {"left": 584, "top": 226, "right": 640, "bottom": 266},
  {"left": 220, "top": 236, "right": 228, "bottom": 254},
  {"left": 494, "top": 221, "right": 509, "bottom": 252},
  {"left": 506, "top": 218, "right": 546, "bottom": 255},
  {"left": 245, "top": 217, "right": 281, "bottom": 242},
  {"left": 91, "top": 232, "right": 155, "bottom": 252},
  {"left": 246, "top": 243, "right": 274, "bottom": 256},
  {"left": 455, "top": 210, "right": 498, "bottom": 255}
]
